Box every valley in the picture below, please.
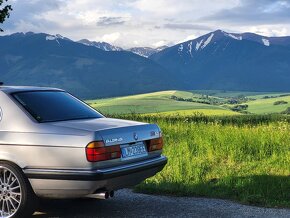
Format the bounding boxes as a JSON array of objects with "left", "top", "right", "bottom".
[{"left": 87, "top": 90, "right": 290, "bottom": 115}]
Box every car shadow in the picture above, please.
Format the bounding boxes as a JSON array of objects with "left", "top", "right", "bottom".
[
  {"left": 32, "top": 178, "right": 290, "bottom": 218},
  {"left": 34, "top": 197, "right": 125, "bottom": 217}
]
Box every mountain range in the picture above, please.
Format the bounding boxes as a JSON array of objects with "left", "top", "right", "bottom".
[
  {"left": 150, "top": 30, "right": 290, "bottom": 92},
  {"left": 77, "top": 39, "right": 123, "bottom": 51},
  {"left": 0, "top": 32, "right": 175, "bottom": 98},
  {"left": 127, "top": 46, "right": 169, "bottom": 58},
  {"left": 77, "top": 39, "right": 168, "bottom": 58},
  {"left": 0, "top": 30, "right": 290, "bottom": 99}
]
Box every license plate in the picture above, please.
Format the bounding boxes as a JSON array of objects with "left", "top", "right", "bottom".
[{"left": 121, "top": 142, "right": 148, "bottom": 160}]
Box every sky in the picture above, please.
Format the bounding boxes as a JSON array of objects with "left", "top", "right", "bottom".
[{"left": 1, "top": 0, "right": 290, "bottom": 48}]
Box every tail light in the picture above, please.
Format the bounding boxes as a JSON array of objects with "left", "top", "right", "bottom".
[
  {"left": 86, "top": 141, "right": 121, "bottom": 162},
  {"left": 147, "top": 137, "right": 163, "bottom": 152}
]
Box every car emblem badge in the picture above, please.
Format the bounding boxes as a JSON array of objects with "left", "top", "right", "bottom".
[{"left": 133, "top": 132, "right": 138, "bottom": 141}]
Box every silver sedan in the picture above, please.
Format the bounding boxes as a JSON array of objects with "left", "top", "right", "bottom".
[{"left": 0, "top": 86, "right": 167, "bottom": 218}]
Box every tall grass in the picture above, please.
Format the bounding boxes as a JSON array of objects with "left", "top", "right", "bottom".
[
  {"left": 110, "top": 114, "right": 290, "bottom": 207},
  {"left": 112, "top": 113, "right": 290, "bottom": 126}
]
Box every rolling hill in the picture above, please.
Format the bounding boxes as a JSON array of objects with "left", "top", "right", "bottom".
[
  {"left": 245, "top": 95, "right": 290, "bottom": 114},
  {"left": 87, "top": 90, "right": 290, "bottom": 115},
  {"left": 87, "top": 90, "right": 239, "bottom": 115}
]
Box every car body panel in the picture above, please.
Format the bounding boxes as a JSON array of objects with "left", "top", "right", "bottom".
[{"left": 0, "top": 86, "right": 167, "bottom": 198}]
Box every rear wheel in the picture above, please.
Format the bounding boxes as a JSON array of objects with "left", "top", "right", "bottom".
[{"left": 0, "top": 161, "right": 36, "bottom": 218}]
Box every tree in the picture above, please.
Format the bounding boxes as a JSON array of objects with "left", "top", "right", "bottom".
[{"left": 0, "top": 0, "right": 12, "bottom": 32}]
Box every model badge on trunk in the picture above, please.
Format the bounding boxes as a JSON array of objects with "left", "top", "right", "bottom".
[
  {"left": 133, "top": 132, "right": 138, "bottom": 140},
  {"left": 105, "top": 137, "right": 123, "bottom": 143}
]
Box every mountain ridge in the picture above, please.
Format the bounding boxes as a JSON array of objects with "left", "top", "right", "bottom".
[
  {"left": 1, "top": 30, "right": 290, "bottom": 99},
  {"left": 0, "top": 32, "right": 177, "bottom": 99},
  {"left": 149, "top": 29, "right": 290, "bottom": 92}
]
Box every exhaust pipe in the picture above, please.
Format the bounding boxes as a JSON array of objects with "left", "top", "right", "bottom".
[
  {"left": 87, "top": 191, "right": 109, "bottom": 200},
  {"left": 109, "top": 190, "right": 114, "bottom": 198}
]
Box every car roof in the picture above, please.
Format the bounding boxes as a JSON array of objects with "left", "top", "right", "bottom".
[{"left": 0, "top": 86, "right": 64, "bottom": 94}]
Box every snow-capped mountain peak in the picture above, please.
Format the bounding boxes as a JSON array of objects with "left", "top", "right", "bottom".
[
  {"left": 201, "top": 33, "right": 214, "bottom": 49},
  {"left": 223, "top": 32, "right": 242, "bottom": 40},
  {"left": 77, "top": 39, "right": 168, "bottom": 57},
  {"left": 179, "top": 32, "right": 214, "bottom": 54},
  {"left": 77, "top": 39, "right": 123, "bottom": 51},
  {"left": 45, "top": 34, "right": 70, "bottom": 45},
  {"left": 172, "top": 29, "right": 283, "bottom": 59},
  {"left": 45, "top": 34, "right": 69, "bottom": 41},
  {"left": 128, "top": 46, "right": 168, "bottom": 58}
]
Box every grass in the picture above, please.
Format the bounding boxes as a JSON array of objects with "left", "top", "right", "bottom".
[
  {"left": 144, "top": 109, "right": 239, "bottom": 116},
  {"left": 88, "top": 90, "right": 290, "bottom": 207},
  {"left": 246, "top": 96, "right": 290, "bottom": 114},
  {"left": 189, "top": 90, "right": 282, "bottom": 98},
  {"left": 109, "top": 114, "right": 290, "bottom": 208},
  {"left": 87, "top": 90, "right": 232, "bottom": 115},
  {"left": 87, "top": 90, "right": 290, "bottom": 115}
]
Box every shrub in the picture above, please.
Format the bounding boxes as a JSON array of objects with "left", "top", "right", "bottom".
[
  {"left": 273, "top": 100, "right": 288, "bottom": 105},
  {"left": 231, "top": 104, "right": 248, "bottom": 112},
  {"left": 282, "top": 107, "right": 290, "bottom": 115}
]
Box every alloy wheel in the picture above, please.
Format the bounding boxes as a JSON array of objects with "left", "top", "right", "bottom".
[{"left": 0, "top": 166, "right": 22, "bottom": 218}]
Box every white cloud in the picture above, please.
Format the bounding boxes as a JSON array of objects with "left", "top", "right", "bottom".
[
  {"left": 152, "top": 40, "right": 167, "bottom": 47},
  {"left": 247, "top": 26, "right": 289, "bottom": 37},
  {"left": 101, "top": 32, "right": 121, "bottom": 43},
  {"left": 178, "top": 34, "right": 198, "bottom": 44},
  {"left": 13, "top": 20, "right": 41, "bottom": 32},
  {"left": 130, "top": 0, "right": 237, "bottom": 17},
  {"left": 1, "top": 0, "right": 290, "bottom": 48}
]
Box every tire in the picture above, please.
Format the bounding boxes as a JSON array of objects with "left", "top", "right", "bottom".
[{"left": 0, "top": 161, "right": 37, "bottom": 218}]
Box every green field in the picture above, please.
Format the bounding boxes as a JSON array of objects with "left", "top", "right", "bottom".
[
  {"left": 145, "top": 109, "right": 239, "bottom": 116},
  {"left": 246, "top": 96, "right": 290, "bottom": 114},
  {"left": 87, "top": 90, "right": 290, "bottom": 115},
  {"left": 87, "top": 90, "right": 232, "bottom": 115},
  {"left": 112, "top": 114, "right": 290, "bottom": 208},
  {"left": 191, "top": 90, "right": 288, "bottom": 98}
]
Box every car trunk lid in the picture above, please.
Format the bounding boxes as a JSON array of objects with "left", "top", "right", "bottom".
[{"left": 50, "top": 117, "right": 161, "bottom": 145}]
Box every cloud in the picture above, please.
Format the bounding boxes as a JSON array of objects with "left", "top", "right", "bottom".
[
  {"left": 203, "top": 0, "right": 290, "bottom": 25},
  {"left": 163, "top": 23, "right": 212, "bottom": 31},
  {"left": 101, "top": 32, "right": 121, "bottom": 43},
  {"left": 246, "top": 26, "right": 289, "bottom": 37},
  {"left": 96, "top": 16, "right": 129, "bottom": 26},
  {"left": 1, "top": 0, "right": 290, "bottom": 47},
  {"left": 177, "top": 34, "right": 198, "bottom": 43},
  {"left": 152, "top": 40, "right": 167, "bottom": 47}
]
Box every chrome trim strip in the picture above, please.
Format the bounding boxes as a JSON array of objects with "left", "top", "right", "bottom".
[{"left": 24, "top": 156, "right": 167, "bottom": 181}]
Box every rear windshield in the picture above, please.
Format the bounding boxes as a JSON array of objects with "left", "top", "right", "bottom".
[{"left": 13, "top": 91, "right": 103, "bottom": 123}]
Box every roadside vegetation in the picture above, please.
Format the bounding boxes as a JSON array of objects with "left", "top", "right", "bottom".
[
  {"left": 90, "top": 90, "right": 290, "bottom": 207},
  {"left": 109, "top": 113, "right": 290, "bottom": 208}
]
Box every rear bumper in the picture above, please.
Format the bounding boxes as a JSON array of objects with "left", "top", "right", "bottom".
[
  {"left": 24, "top": 155, "right": 167, "bottom": 181},
  {"left": 24, "top": 156, "right": 167, "bottom": 198}
]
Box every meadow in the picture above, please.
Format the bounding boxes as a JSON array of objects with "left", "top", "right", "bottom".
[
  {"left": 87, "top": 90, "right": 234, "bottom": 115},
  {"left": 111, "top": 114, "right": 290, "bottom": 208},
  {"left": 87, "top": 90, "right": 290, "bottom": 115}
]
